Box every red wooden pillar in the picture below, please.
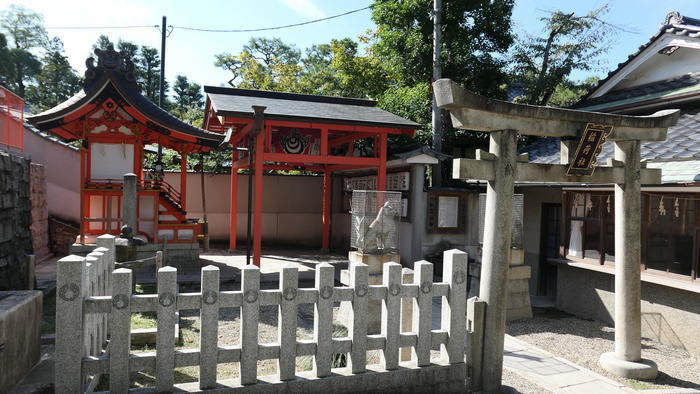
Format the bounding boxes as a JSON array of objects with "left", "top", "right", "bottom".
[
  {"left": 320, "top": 127, "right": 330, "bottom": 250},
  {"left": 79, "top": 147, "right": 86, "bottom": 244},
  {"left": 322, "top": 171, "right": 331, "bottom": 250},
  {"left": 377, "top": 133, "right": 387, "bottom": 191},
  {"left": 229, "top": 149, "right": 238, "bottom": 251},
  {"left": 180, "top": 151, "right": 188, "bottom": 211},
  {"left": 253, "top": 126, "right": 266, "bottom": 266}
]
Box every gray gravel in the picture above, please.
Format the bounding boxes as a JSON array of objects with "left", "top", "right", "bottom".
[{"left": 506, "top": 310, "right": 700, "bottom": 391}]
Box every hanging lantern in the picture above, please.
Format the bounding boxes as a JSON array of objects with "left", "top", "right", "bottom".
[
  {"left": 674, "top": 198, "right": 680, "bottom": 218},
  {"left": 659, "top": 197, "right": 666, "bottom": 216}
]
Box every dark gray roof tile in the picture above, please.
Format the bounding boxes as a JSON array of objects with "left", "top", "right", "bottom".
[
  {"left": 520, "top": 109, "right": 700, "bottom": 163},
  {"left": 204, "top": 86, "right": 420, "bottom": 130}
]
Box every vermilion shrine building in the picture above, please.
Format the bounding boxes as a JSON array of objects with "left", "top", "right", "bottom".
[
  {"left": 27, "top": 45, "right": 225, "bottom": 244},
  {"left": 202, "top": 87, "right": 419, "bottom": 265}
]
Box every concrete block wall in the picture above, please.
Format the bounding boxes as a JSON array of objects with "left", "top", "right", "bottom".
[
  {"left": 0, "top": 151, "right": 34, "bottom": 290},
  {"left": 557, "top": 264, "right": 700, "bottom": 356},
  {"left": 30, "top": 163, "right": 50, "bottom": 261},
  {"left": 0, "top": 290, "right": 43, "bottom": 393}
]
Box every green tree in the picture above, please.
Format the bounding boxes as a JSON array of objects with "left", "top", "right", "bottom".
[
  {"left": 371, "top": 0, "right": 514, "bottom": 98},
  {"left": 215, "top": 37, "right": 302, "bottom": 91},
  {"left": 547, "top": 76, "right": 600, "bottom": 108},
  {"left": 26, "top": 37, "right": 81, "bottom": 110},
  {"left": 510, "top": 6, "right": 613, "bottom": 106},
  {"left": 138, "top": 46, "right": 161, "bottom": 102},
  {"left": 173, "top": 75, "right": 203, "bottom": 110},
  {"left": 0, "top": 33, "right": 11, "bottom": 86},
  {"left": 0, "top": 4, "right": 48, "bottom": 97},
  {"left": 369, "top": 0, "right": 516, "bottom": 161}
]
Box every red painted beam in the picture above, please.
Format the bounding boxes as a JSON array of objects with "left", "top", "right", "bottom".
[{"left": 263, "top": 152, "right": 381, "bottom": 166}]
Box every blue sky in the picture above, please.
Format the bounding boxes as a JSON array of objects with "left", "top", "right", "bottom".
[{"left": 2, "top": 0, "right": 700, "bottom": 96}]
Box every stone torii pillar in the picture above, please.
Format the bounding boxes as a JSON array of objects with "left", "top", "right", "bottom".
[{"left": 433, "top": 79, "right": 679, "bottom": 391}]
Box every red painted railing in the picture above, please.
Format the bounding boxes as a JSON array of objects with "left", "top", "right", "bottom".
[
  {"left": 0, "top": 86, "right": 24, "bottom": 151},
  {"left": 85, "top": 178, "right": 183, "bottom": 209}
]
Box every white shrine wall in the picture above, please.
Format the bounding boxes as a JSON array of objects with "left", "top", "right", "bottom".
[{"left": 90, "top": 142, "right": 134, "bottom": 181}]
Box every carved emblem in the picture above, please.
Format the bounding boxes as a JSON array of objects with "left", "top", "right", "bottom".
[
  {"left": 84, "top": 43, "right": 139, "bottom": 91},
  {"left": 355, "top": 284, "right": 368, "bottom": 298},
  {"left": 283, "top": 287, "right": 297, "bottom": 301},
  {"left": 58, "top": 283, "right": 80, "bottom": 302},
  {"left": 280, "top": 129, "right": 311, "bottom": 154},
  {"left": 504, "top": 163, "right": 514, "bottom": 177},
  {"left": 389, "top": 283, "right": 401, "bottom": 297},
  {"left": 320, "top": 285, "right": 333, "bottom": 300},
  {"left": 112, "top": 294, "right": 129, "bottom": 310},
  {"left": 159, "top": 292, "right": 175, "bottom": 308},
  {"left": 245, "top": 290, "right": 258, "bottom": 304},
  {"left": 454, "top": 270, "right": 467, "bottom": 285},
  {"left": 202, "top": 290, "right": 218, "bottom": 305},
  {"left": 420, "top": 281, "right": 432, "bottom": 294}
]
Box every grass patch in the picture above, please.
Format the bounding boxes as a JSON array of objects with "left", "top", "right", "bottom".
[
  {"left": 131, "top": 312, "right": 157, "bottom": 329},
  {"left": 626, "top": 379, "right": 661, "bottom": 390}
]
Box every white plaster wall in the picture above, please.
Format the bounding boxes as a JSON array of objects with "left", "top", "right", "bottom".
[
  {"left": 90, "top": 143, "right": 133, "bottom": 180},
  {"left": 23, "top": 129, "right": 80, "bottom": 222},
  {"left": 615, "top": 47, "right": 700, "bottom": 90},
  {"left": 164, "top": 172, "right": 324, "bottom": 246}
]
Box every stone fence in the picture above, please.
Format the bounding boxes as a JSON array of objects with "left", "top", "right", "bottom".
[{"left": 55, "top": 240, "right": 485, "bottom": 393}]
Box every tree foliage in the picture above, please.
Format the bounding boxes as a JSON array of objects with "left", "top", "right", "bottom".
[
  {"left": 510, "top": 5, "right": 614, "bottom": 106},
  {"left": 26, "top": 37, "right": 81, "bottom": 110},
  {"left": 371, "top": 0, "right": 515, "bottom": 98},
  {"left": 173, "top": 75, "right": 203, "bottom": 110},
  {"left": 0, "top": 4, "right": 48, "bottom": 97}
]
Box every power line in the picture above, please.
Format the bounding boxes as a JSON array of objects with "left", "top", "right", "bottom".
[
  {"left": 43, "top": 1, "right": 387, "bottom": 33},
  {"left": 173, "top": 1, "right": 386, "bottom": 33},
  {"left": 45, "top": 25, "right": 159, "bottom": 30}
]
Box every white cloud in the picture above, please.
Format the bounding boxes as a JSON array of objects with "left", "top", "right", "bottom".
[{"left": 281, "top": 0, "right": 325, "bottom": 19}]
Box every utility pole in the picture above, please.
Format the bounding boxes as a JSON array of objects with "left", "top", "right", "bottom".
[
  {"left": 158, "top": 15, "right": 167, "bottom": 160},
  {"left": 431, "top": 0, "right": 443, "bottom": 187}
]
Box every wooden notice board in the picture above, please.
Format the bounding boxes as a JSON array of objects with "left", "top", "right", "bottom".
[{"left": 567, "top": 123, "right": 613, "bottom": 176}]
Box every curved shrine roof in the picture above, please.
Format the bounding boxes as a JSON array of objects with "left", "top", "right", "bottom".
[{"left": 27, "top": 45, "right": 224, "bottom": 150}]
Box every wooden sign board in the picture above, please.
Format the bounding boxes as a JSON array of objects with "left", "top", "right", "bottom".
[{"left": 567, "top": 123, "right": 613, "bottom": 176}]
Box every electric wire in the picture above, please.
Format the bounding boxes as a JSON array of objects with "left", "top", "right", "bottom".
[
  {"left": 43, "top": 1, "right": 388, "bottom": 33},
  {"left": 172, "top": 1, "right": 384, "bottom": 33},
  {"left": 46, "top": 25, "right": 159, "bottom": 30}
]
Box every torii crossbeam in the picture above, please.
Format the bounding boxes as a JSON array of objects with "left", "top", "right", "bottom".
[{"left": 433, "top": 79, "right": 680, "bottom": 391}]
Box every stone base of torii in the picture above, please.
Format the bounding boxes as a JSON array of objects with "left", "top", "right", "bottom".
[{"left": 434, "top": 79, "right": 680, "bottom": 391}]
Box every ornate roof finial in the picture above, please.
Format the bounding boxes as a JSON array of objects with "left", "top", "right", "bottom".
[
  {"left": 664, "top": 11, "right": 683, "bottom": 26},
  {"left": 84, "top": 43, "right": 139, "bottom": 91}
]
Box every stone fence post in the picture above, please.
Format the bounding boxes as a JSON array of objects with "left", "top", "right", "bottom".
[{"left": 55, "top": 255, "right": 86, "bottom": 393}]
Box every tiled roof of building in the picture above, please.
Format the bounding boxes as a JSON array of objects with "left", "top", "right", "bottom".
[
  {"left": 573, "top": 72, "right": 700, "bottom": 110},
  {"left": 577, "top": 12, "right": 700, "bottom": 104},
  {"left": 204, "top": 86, "right": 420, "bottom": 129},
  {"left": 520, "top": 109, "right": 700, "bottom": 182}
]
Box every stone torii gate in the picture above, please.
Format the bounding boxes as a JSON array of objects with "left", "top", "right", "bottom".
[{"left": 433, "top": 79, "right": 680, "bottom": 391}]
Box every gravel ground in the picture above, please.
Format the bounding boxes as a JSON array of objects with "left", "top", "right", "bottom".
[{"left": 506, "top": 309, "right": 700, "bottom": 391}]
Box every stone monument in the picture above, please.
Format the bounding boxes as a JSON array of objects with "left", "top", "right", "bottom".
[{"left": 341, "top": 190, "right": 401, "bottom": 334}]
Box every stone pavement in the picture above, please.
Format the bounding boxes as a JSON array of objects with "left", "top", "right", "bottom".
[{"left": 503, "top": 335, "right": 631, "bottom": 393}]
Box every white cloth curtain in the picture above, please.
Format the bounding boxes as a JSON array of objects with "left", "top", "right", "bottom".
[{"left": 568, "top": 193, "right": 585, "bottom": 257}]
